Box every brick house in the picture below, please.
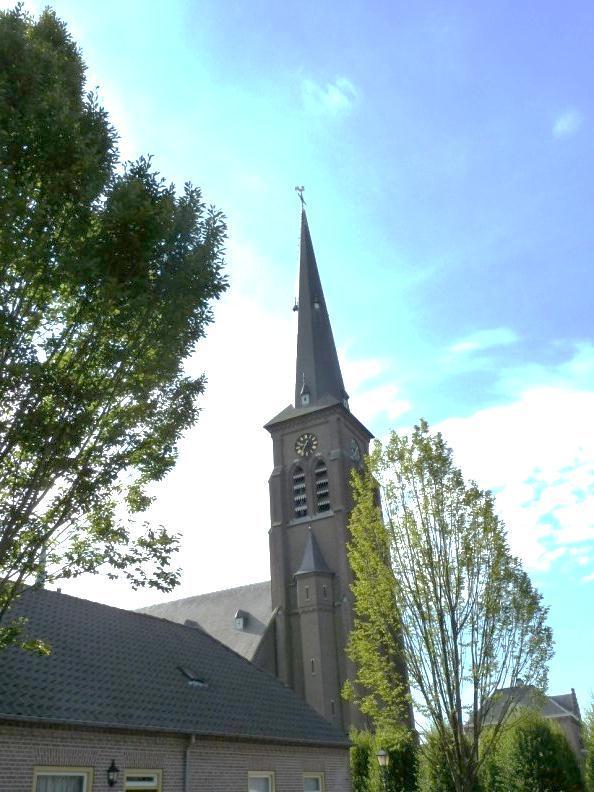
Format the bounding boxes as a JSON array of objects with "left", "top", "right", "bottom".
[{"left": 0, "top": 588, "right": 351, "bottom": 792}]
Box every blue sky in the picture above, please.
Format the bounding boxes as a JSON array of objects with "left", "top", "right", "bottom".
[{"left": 8, "top": 1, "right": 594, "bottom": 714}]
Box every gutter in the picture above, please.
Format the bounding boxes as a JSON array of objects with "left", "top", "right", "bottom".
[{"left": 184, "top": 734, "right": 195, "bottom": 792}]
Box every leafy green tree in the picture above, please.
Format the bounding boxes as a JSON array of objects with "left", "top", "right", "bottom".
[
  {"left": 350, "top": 728, "right": 418, "bottom": 792},
  {"left": 491, "top": 709, "right": 584, "bottom": 791},
  {"left": 0, "top": 6, "right": 227, "bottom": 648},
  {"left": 350, "top": 729, "right": 373, "bottom": 792},
  {"left": 345, "top": 421, "right": 553, "bottom": 792},
  {"left": 418, "top": 729, "right": 458, "bottom": 792},
  {"left": 584, "top": 699, "right": 594, "bottom": 792},
  {"left": 377, "top": 726, "right": 418, "bottom": 792}
]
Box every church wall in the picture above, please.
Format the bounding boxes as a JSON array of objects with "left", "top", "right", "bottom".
[{"left": 0, "top": 722, "right": 351, "bottom": 792}]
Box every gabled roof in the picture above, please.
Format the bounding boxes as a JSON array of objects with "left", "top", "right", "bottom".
[
  {"left": 138, "top": 581, "right": 272, "bottom": 662},
  {"left": 482, "top": 686, "right": 582, "bottom": 725},
  {"left": 550, "top": 691, "right": 581, "bottom": 719},
  {"left": 295, "top": 529, "right": 331, "bottom": 576},
  {"left": 0, "top": 588, "right": 348, "bottom": 746}
]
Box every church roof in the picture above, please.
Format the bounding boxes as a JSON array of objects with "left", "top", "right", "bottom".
[
  {"left": 294, "top": 209, "right": 348, "bottom": 408},
  {"left": 0, "top": 587, "right": 348, "bottom": 746},
  {"left": 138, "top": 580, "right": 273, "bottom": 662},
  {"left": 264, "top": 397, "right": 373, "bottom": 438},
  {"left": 295, "top": 529, "right": 331, "bottom": 576}
]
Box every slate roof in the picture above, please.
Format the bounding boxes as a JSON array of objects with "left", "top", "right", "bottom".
[
  {"left": 293, "top": 209, "right": 348, "bottom": 408},
  {"left": 482, "top": 686, "right": 582, "bottom": 724},
  {"left": 295, "top": 529, "right": 331, "bottom": 575},
  {"left": 138, "top": 581, "right": 273, "bottom": 661},
  {"left": 265, "top": 398, "right": 373, "bottom": 438},
  {"left": 550, "top": 691, "right": 581, "bottom": 719},
  {"left": 0, "top": 588, "right": 348, "bottom": 746}
]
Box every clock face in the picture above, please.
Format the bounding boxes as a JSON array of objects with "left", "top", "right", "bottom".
[{"left": 295, "top": 432, "right": 318, "bottom": 457}]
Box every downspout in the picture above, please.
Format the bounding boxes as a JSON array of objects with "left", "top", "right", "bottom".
[{"left": 184, "top": 734, "right": 195, "bottom": 792}]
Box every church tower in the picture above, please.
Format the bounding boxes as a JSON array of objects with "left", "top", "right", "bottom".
[{"left": 265, "top": 209, "right": 373, "bottom": 730}]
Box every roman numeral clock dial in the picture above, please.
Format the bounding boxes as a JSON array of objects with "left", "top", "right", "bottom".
[{"left": 295, "top": 432, "right": 318, "bottom": 457}]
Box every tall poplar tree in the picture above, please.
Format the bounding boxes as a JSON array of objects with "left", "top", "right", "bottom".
[
  {"left": 0, "top": 7, "right": 227, "bottom": 648},
  {"left": 345, "top": 420, "right": 553, "bottom": 792}
]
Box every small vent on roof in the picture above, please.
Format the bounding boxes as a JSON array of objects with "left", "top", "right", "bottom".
[
  {"left": 178, "top": 666, "right": 208, "bottom": 688},
  {"left": 234, "top": 609, "right": 248, "bottom": 630}
]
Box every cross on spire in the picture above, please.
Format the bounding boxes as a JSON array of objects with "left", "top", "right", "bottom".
[{"left": 295, "top": 185, "right": 306, "bottom": 207}]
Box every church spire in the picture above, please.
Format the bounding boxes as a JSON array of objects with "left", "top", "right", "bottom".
[{"left": 294, "top": 209, "right": 348, "bottom": 409}]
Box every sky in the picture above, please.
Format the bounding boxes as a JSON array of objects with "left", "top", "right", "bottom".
[{"left": 6, "top": 1, "right": 594, "bottom": 713}]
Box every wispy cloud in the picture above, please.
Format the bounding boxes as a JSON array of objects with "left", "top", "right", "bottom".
[
  {"left": 437, "top": 344, "right": 594, "bottom": 574},
  {"left": 449, "top": 327, "right": 518, "bottom": 355},
  {"left": 552, "top": 109, "right": 583, "bottom": 139},
  {"left": 301, "top": 77, "right": 358, "bottom": 116}
]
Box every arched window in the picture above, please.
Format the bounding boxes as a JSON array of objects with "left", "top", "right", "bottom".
[
  {"left": 315, "top": 459, "right": 330, "bottom": 513},
  {"left": 293, "top": 466, "right": 308, "bottom": 518}
]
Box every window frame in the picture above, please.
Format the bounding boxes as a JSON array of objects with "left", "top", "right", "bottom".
[
  {"left": 32, "top": 767, "right": 93, "bottom": 792},
  {"left": 247, "top": 770, "right": 275, "bottom": 792},
  {"left": 292, "top": 465, "right": 308, "bottom": 518},
  {"left": 303, "top": 772, "right": 325, "bottom": 791},
  {"left": 124, "top": 770, "right": 163, "bottom": 792}
]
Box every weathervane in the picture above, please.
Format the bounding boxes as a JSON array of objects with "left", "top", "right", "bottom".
[{"left": 295, "top": 185, "right": 306, "bottom": 207}]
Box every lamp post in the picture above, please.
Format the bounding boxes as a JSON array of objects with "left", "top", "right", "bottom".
[
  {"left": 376, "top": 748, "right": 389, "bottom": 791},
  {"left": 107, "top": 760, "right": 119, "bottom": 788}
]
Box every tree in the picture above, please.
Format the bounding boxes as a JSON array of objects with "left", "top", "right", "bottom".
[
  {"left": 584, "top": 699, "right": 594, "bottom": 792},
  {"left": 489, "top": 709, "right": 584, "bottom": 792},
  {"left": 0, "top": 7, "right": 227, "bottom": 648},
  {"left": 345, "top": 420, "right": 553, "bottom": 792},
  {"left": 349, "top": 727, "right": 418, "bottom": 792}
]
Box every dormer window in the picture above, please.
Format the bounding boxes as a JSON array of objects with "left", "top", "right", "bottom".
[
  {"left": 234, "top": 609, "right": 248, "bottom": 630},
  {"left": 293, "top": 467, "right": 308, "bottom": 518},
  {"left": 315, "top": 460, "right": 330, "bottom": 513}
]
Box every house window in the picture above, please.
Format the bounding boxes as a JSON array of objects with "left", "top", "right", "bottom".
[
  {"left": 33, "top": 768, "right": 92, "bottom": 792},
  {"left": 124, "top": 770, "right": 162, "bottom": 792},
  {"left": 303, "top": 773, "right": 325, "bottom": 791},
  {"left": 314, "top": 460, "right": 330, "bottom": 512},
  {"left": 248, "top": 771, "right": 275, "bottom": 792},
  {"left": 293, "top": 467, "right": 308, "bottom": 518},
  {"left": 311, "top": 657, "right": 316, "bottom": 674}
]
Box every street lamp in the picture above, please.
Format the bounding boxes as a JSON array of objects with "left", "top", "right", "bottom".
[{"left": 376, "top": 749, "right": 389, "bottom": 791}]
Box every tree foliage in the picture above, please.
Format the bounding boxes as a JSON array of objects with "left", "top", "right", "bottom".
[
  {"left": 487, "top": 709, "right": 584, "bottom": 792},
  {"left": 345, "top": 420, "right": 553, "bottom": 792},
  {"left": 585, "top": 699, "right": 594, "bottom": 792},
  {"left": 349, "top": 727, "right": 418, "bottom": 792},
  {"left": 0, "top": 6, "right": 227, "bottom": 645},
  {"left": 350, "top": 729, "right": 373, "bottom": 792}
]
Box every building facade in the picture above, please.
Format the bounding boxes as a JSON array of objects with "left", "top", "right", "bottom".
[{"left": 0, "top": 588, "right": 351, "bottom": 792}]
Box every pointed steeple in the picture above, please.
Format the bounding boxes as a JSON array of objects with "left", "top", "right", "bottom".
[
  {"left": 295, "top": 210, "right": 348, "bottom": 409},
  {"left": 295, "top": 528, "right": 331, "bottom": 576}
]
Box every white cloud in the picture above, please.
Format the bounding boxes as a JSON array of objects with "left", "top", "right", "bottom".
[
  {"left": 449, "top": 327, "right": 518, "bottom": 355},
  {"left": 301, "top": 77, "right": 358, "bottom": 116},
  {"left": 438, "top": 381, "right": 594, "bottom": 573},
  {"left": 552, "top": 109, "right": 583, "bottom": 139}
]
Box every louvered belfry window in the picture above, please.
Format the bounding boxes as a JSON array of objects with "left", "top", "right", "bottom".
[
  {"left": 315, "top": 459, "right": 330, "bottom": 512},
  {"left": 293, "top": 466, "right": 308, "bottom": 518}
]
